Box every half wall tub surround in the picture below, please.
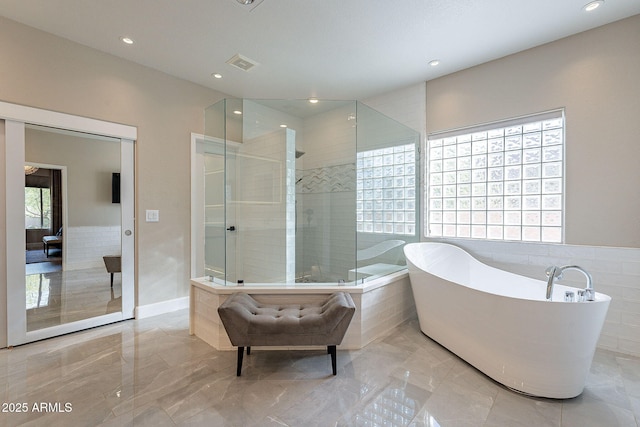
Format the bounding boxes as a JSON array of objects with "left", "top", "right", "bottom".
[{"left": 403, "top": 242, "right": 611, "bottom": 399}]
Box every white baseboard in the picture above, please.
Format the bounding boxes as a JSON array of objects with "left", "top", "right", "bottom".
[{"left": 135, "top": 296, "right": 189, "bottom": 319}]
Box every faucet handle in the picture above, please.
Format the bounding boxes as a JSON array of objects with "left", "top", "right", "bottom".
[{"left": 584, "top": 288, "right": 595, "bottom": 301}]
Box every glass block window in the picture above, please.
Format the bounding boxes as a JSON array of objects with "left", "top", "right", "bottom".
[
  {"left": 426, "top": 110, "right": 564, "bottom": 243},
  {"left": 357, "top": 143, "right": 416, "bottom": 235}
]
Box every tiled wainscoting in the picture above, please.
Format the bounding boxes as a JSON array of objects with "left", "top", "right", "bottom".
[
  {"left": 439, "top": 239, "right": 640, "bottom": 357},
  {"left": 189, "top": 271, "right": 416, "bottom": 351},
  {"left": 65, "top": 225, "right": 121, "bottom": 271}
]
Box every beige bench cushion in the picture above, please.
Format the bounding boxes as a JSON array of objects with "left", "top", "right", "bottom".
[{"left": 218, "top": 292, "right": 355, "bottom": 347}]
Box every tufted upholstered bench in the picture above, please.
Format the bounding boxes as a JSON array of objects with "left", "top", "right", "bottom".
[{"left": 218, "top": 292, "right": 356, "bottom": 376}]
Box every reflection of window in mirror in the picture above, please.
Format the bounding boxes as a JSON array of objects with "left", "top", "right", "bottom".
[{"left": 25, "top": 184, "right": 51, "bottom": 230}]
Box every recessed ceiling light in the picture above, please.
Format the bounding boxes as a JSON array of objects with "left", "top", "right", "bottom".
[
  {"left": 429, "top": 60, "right": 440, "bottom": 67},
  {"left": 233, "top": 110, "right": 242, "bottom": 115},
  {"left": 280, "top": 124, "right": 287, "bottom": 128},
  {"left": 584, "top": 0, "right": 604, "bottom": 12},
  {"left": 236, "top": 0, "right": 254, "bottom": 4},
  {"left": 212, "top": 73, "right": 223, "bottom": 79},
  {"left": 120, "top": 36, "right": 134, "bottom": 45},
  {"left": 308, "top": 98, "right": 319, "bottom": 104}
]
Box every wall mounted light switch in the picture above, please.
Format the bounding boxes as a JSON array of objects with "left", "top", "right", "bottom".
[{"left": 146, "top": 209, "right": 159, "bottom": 222}]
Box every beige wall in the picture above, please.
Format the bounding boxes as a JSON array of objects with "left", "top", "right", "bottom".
[
  {"left": 364, "top": 82, "right": 426, "bottom": 137},
  {"left": 425, "top": 15, "right": 640, "bottom": 248},
  {"left": 25, "top": 128, "right": 121, "bottom": 227},
  {"left": 0, "top": 16, "right": 227, "bottom": 306}
]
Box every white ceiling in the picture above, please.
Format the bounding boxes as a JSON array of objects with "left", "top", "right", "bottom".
[{"left": 1, "top": 0, "right": 639, "bottom": 100}]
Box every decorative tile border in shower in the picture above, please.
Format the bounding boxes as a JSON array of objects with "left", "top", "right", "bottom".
[{"left": 296, "top": 163, "right": 356, "bottom": 193}]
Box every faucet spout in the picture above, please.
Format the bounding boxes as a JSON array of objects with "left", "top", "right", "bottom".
[
  {"left": 545, "top": 266, "right": 558, "bottom": 300},
  {"left": 558, "top": 265, "right": 594, "bottom": 300},
  {"left": 545, "top": 265, "right": 594, "bottom": 301}
]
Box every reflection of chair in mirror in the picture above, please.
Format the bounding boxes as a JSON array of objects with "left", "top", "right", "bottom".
[
  {"left": 42, "top": 227, "right": 63, "bottom": 257},
  {"left": 350, "top": 239, "right": 406, "bottom": 281},
  {"left": 102, "top": 256, "right": 121, "bottom": 288},
  {"left": 106, "top": 287, "right": 122, "bottom": 314}
]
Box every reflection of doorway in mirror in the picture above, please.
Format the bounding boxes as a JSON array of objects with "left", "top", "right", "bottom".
[
  {"left": 24, "top": 163, "right": 69, "bottom": 332},
  {"left": 25, "top": 164, "right": 65, "bottom": 276}
]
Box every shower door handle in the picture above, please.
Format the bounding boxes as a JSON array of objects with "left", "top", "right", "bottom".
[{"left": 226, "top": 226, "right": 236, "bottom": 231}]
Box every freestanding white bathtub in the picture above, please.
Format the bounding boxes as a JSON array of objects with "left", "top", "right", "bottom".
[{"left": 404, "top": 242, "right": 611, "bottom": 399}]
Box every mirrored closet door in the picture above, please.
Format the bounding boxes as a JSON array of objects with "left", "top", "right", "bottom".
[{"left": 2, "top": 102, "right": 136, "bottom": 346}]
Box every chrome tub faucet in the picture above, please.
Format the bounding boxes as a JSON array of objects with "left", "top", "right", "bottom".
[{"left": 545, "top": 265, "right": 594, "bottom": 301}]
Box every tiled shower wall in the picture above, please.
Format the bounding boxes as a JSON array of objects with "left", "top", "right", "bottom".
[
  {"left": 436, "top": 239, "right": 640, "bottom": 357},
  {"left": 296, "top": 105, "right": 357, "bottom": 281},
  {"left": 296, "top": 165, "right": 355, "bottom": 281}
]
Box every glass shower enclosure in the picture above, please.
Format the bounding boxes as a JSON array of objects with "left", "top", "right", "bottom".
[{"left": 202, "top": 99, "right": 419, "bottom": 285}]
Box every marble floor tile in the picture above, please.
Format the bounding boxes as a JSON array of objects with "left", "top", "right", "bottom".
[
  {"left": 482, "top": 389, "right": 561, "bottom": 427},
  {"left": 419, "top": 368, "right": 497, "bottom": 425},
  {"left": 1, "top": 313, "right": 639, "bottom": 426},
  {"left": 630, "top": 395, "right": 640, "bottom": 421},
  {"left": 337, "top": 378, "right": 432, "bottom": 426},
  {"left": 26, "top": 266, "right": 122, "bottom": 332},
  {"left": 618, "top": 356, "right": 640, "bottom": 398},
  {"left": 561, "top": 392, "right": 637, "bottom": 427}
]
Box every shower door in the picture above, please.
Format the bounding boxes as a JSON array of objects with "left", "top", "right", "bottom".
[
  {"left": 224, "top": 126, "right": 296, "bottom": 284},
  {"left": 204, "top": 151, "right": 226, "bottom": 279}
]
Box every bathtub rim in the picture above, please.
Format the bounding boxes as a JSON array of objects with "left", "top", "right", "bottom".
[{"left": 404, "top": 241, "right": 611, "bottom": 303}]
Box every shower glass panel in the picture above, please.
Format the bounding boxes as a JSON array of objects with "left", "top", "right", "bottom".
[
  {"left": 202, "top": 99, "right": 226, "bottom": 281},
  {"left": 203, "top": 99, "right": 419, "bottom": 285},
  {"left": 354, "top": 103, "right": 420, "bottom": 281}
]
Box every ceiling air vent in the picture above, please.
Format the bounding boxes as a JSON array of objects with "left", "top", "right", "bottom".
[{"left": 226, "top": 54, "right": 259, "bottom": 72}]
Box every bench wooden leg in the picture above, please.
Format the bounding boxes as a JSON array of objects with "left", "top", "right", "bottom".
[
  {"left": 328, "top": 345, "right": 337, "bottom": 375},
  {"left": 237, "top": 347, "right": 244, "bottom": 376}
]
